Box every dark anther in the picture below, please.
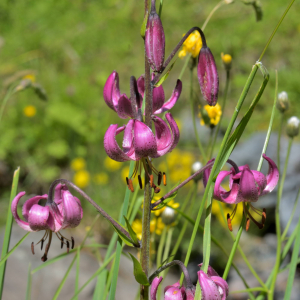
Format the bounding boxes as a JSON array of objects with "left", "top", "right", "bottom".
[
  {"left": 154, "top": 186, "right": 161, "bottom": 194},
  {"left": 41, "top": 254, "right": 47, "bottom": 262},
  {"left": 126, "top": 177, "right": 129, "bottom": 185},
  {"left": 246, "top": 218, "right": 250, "bottom": 231},
  {"left": 61, "top": 237, "right": 64, "bottom": 249},
  {"left": 71, "top": 237, "right": 75, "bottom": 249},
  {"left": 31, "top": 242, "right": 35, "bottom": 255},
  {"left": 66, "top": 241, "right": 70, "bottom": 253},
  {"left": 138, "top": 175, "right": 143, "bottom": 189},
  {"left": 227, "top": 213, "right": 233, "bottom": 231},
  {"left": 163, "top": 172, "right": 167, "bottom": 186},
  {"left": 41, "top": 239, "right": 44, "bottom": 251},
  {"left": 128, "top": 179, "right": 134, "bottom": 192},
  {"left": 157, "top": 172, "right": 162, "bottom": 186}
]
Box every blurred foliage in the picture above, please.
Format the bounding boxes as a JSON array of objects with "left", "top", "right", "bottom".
[{"left": 0, "top": 0, "right": 299, "bottom": 229}]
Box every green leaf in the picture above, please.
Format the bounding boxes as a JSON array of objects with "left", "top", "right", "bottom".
[
  {"left": 111, "top": 219, "right": 136, "bottom": 247},
  {"left": 194, "top": 281, "right": 202, "bottom": 300},
  {"left": 140, "top": 11, "right": 149, "bottom": 38},
  {"left": 124, "top": 216, "right": 139, "bottom": 246},
  {"left": 129, "top": 254, "right": 149, "bottom": 286},
  {"left": 25, "top": 264, "right": 32, "bottom": 300},
  {"left": 154, "top": 60, "right": 176, "bottom": 87}
]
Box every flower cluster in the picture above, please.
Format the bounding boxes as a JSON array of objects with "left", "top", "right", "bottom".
[{"left": 199, "top": 103, "right": 222, "bottom": 128}]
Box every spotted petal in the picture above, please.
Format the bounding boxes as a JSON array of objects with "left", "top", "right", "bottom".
[
  {"left": 154, "top": 80, "right": 182, "bottom": 114},
  {"left": 22, "top": 194, "right": 48, "bottom": 222},
  {"left": 117, "top": 94, "right": 134, "bottom": 119},
  {"left": 133, "top": 120, "right": 157, "bottom": 158},
  {"left": 103, "top": 71, "right": 120, "bottom": 112},
  {"left": 262, "top": 154, "right": 279, "bottom": 195},
  {"left": 104, "top": 124, "right": 130, "bottom": 162},
  {"left": 198, "top": 270, "right": 222, "bottom": 300},
  {"left": 150, "top": 277, "right": 163, "bottom": 300},
  {"left": 61, "top": 189, "right": 83, "bottom": 229},
  {"left": 210, "top": 276, "right": 229, "bottom": 300},
  {"left": 164, "top": 286, "right": 186, "bottom": 300},
  {"left": 28, "top": 204, "right": 55, "bottom": 231}
]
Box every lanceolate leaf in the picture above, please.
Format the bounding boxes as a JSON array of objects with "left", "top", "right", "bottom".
[
  {"left": 124, "top": 216, "right": 139, "bottom": 246},
  {"left": 129, "top": 254, "right": 150, "bottom": 286},
  {"left": 154, "top": 60, "right": 176, "bottom": 87}
]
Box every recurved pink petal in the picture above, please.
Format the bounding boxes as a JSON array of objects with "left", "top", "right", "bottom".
[
  {"left": 164, "top": 287, "right": 186, "bottom": 300},
  {"left": 22, "top": 194, "right": 48, "bottom": 221},
  {"left": 122, "top": 120, "right": 141, "bottom": 161},
  {"left": 211, "top": 276, "right": 229, "bottom": 300},
  {"left": 133, "top": 120, "right": 157, "bottom": 158},
  {"left": 104, "top": 124, "right": 131, "bottom": 162},
  {"left": 28, "top": 204, "right": 53, "bottom": 231},
  {"left": 103, "top": 71, "right": 120, "bottom": 111},
  {"left": 262, "top": 154, "right": 279, "bottom": 195},
  {"left": 197, "top": 47, "right": 219, "bottom": 106},
  {"left": 185, "top": 286, "right": 195, "bottom": 300},
  {"left": 164, "top": 113, "right": 180, "bottom": 153},
  {"left": 152, "top": 84, "right": 165, "bottom": 113},
  {"left": 198, "top": 264, "right": 219, "bottom": 277},
  {"left": 137, "top": 75, "right": 145, "bottom": 99},
  {"left": 251, "top": 170, "right": 267, "bottom": 195},
  {"left": 152, "top": 116, "right": 172, "bottom": 156},
  {"left": 203, "top": 159, "right": 215, "bottom": 188},
  {"left": 237, "top": 166, "right": 259, "bottom": 202},
  {"left": 214, "top": 170, "right": 232, "bottom": 201},
  {"left": 11, "top": 192, "right": 33, "bottom": 232},
  {"left": 198, "top": 270, "right": 222, "bottom": 300},
  {"left": 154, "top": 80, "right": 182, "bottom": 114},
  {"left": 117, "top": 94, "right": 134, "bottom": 119},
  {"left": 151, "top": 277, "right": 163, "bottom": 300},
  {"left": 61, "top": 190, "right": 83, "bottom": 229}
]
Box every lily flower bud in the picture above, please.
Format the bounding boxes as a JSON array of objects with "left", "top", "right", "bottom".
[
  {"left": 191, "top": 161, "right": 203, "bottom": 182},
  {"left": 197, "top": 46, "right": 219, "bottom": 106},
  {"left": 286, "top": 116, "right": 300, "bottom": 138},
  {"left": 276, "top": 91, "right": 289, "bottom": 113},
  {"left": 161, "top": 207, "right": 176, "bottom": 225},
  {"left": 145, "top": 0, "right": 165, "bottom": 73}
]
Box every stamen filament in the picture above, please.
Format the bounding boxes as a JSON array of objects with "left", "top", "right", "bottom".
[{"left": 243, "top": 203, "right": 264, "bottom": 229}]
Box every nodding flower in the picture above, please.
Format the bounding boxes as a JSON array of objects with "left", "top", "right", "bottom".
[
  {"left": 203, "top": 154, "right": 279, "bottom": 231},
  {"left": 11, "top": 184, "right": 83, "bottom": 262},
  {"left": 104, "top": 112, "right": 179, "bottom": 193}
]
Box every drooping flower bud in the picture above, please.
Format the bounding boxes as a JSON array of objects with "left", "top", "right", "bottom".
[
  {"left": 286, "top": 116, "right": 300, "bottom": 138},
  {"left": 191, "top": 161, "right": 203, "bottom": 182},
  {"left": 276, "top": 91, "right": 289, "bottom": 113},
  {"left": 145, "top": 0, "right": 165, "bottom": 73},
  {"left": 197, "top": 46, "right": 219, "bottom": 106}
]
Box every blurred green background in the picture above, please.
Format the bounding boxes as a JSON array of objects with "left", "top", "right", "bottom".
[{"left": 0, "top": 0, "right": 299, "bottom": 238}]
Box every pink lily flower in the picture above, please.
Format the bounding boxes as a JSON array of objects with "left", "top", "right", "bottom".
[
  {"left": 198, "top": 265, "right": 229, "bottom": 300},
  {"left": 11, "top": 184, "right": 83, "bottom": 261},
  {"left": 103, "top": 71, "right": 182, "bottom": 118},
  {"left": 104, "top": 112, "right": 179, "bottom": 191},
  {"left": 203, "top": 154, "right": 279, "bottom": 230}
]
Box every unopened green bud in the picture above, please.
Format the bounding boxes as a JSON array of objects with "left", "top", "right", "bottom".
[
  {"left": 276, "top": 91, "right": 289, "bottom": 113},
  {"left": 286, "top": 116, "right": 299, "bottom": 138},
  {"left": 192, "top": 161, "right": 203, "bottom": 182},
  {"left": 32, "top": 83, "right": 48, "bottom": 101},
  {"left": 161, "top": 207, "right": 176, "bottom": 225}
]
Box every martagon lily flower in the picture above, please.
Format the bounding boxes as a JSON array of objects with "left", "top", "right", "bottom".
[
  {"left": 203, "top": 154, "right": 279, "bottom": 230},
  {"left": 11, "top": 184, "right": 83, "bottom": 261},
  {"left": 103, "top": 71, "right": 182, "bottom": 119}
]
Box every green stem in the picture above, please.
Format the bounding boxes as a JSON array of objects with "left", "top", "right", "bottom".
[
  {"left": 156, "top": 226, "right": 167, "bottom": 271},
  {"left": 161, "top": 227, "right": 174, "bottom": 277},
  {"left": 202, "top": 0, "right": 225, "bottom": 31},
  {"left": 258, "top": 0, "right": 295, "bottom": 61},
  {"left": 269, "top": 137, "right": 293, "bottom": 300},
  {"left": 0, "top": 85, "right": 15, "bottom": 124},
  {"left": 0, "top": 167, "right": 20, "bottom": 298},
  {"left": 277, "top": 113, "right": 284, "bottom": 175},
  {"left": 189, "top": 66, "right": 207, "bottom": 162},
  {"left": 178, "top": 54, "right": 192, "bottom": 80},
  {"left": 210, "top": 69, "right": 230, "bottom": 158}
]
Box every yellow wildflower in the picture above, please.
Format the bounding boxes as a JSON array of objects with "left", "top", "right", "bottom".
[
  {"left": 132, "top": 219, "right": 143, "bottom": 240},
  {"left": 71, "top": 157, "right": 86, "bottom": 171},
  {"left": 178, "top": 31, "right": 202, "bottom": 58},
  {"left": 104, "top": 156, "right": 122, "bottom": 171},
  {"left": 221, "top": 53, "right": 232, "bottom": 70},
  {"left": 23, "top": 105, "right": 36, "bottom": 117},
  {"left": 94, "top": 172, "right": 109, "bottom": 185},
  {"left": 73, "top": 170, "right": 90, "bottom": 188},
  {"left": 22, "top": 74, "right": 36, "bottom": 83},
  {"left": 150, "top": 217, "right": 165, "bottom": 235},
  {"left": 200, "top": 103, "right": 222, "bottom": 127}
]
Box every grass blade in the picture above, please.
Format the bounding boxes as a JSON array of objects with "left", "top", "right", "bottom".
[
  {"left": 25, "top": 264, "right": 32, "bottom": 300},
  {"left": 0, "top": 167, "right": 20, "bottom": 297}
]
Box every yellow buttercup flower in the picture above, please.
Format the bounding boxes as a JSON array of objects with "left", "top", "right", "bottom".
[
  {"left": 132, "top": 219, "right": 143, "bottom": 240},
  {"left": 23, "top": 105, "right": 36, "bottom": 117},
  {"left": 104, "top": 156, "right": 122, "bottom": 171},
  {"left": 150, "top": 217, "right": 165, "bottom": 235},
  {"left": 200, "top": 103, "right": 222, "bottom": 127},
  {"left": 94, "top": 172, "right": 109, "bottom": 185},
  {"left": 71, "top": 157, "right": 86, "bottom": 171},
  {"left": 22, "top": 74, "right": 36, "bottom": 83},
  {"left": 221, "top": 53, "right": 232, "bottom": 70},
  {"left": 178, "top": 31, "right": 202, "bottom": 58},
  {"left": 73, "top": 170, "right": 90, "bottom": 188}
]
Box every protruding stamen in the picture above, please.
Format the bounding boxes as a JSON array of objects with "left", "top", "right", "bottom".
[
  {"left": 128, "top": 179, "right": 134, "bottom": 192},
  {"left": 227, "top": 213, "right": 233, "bottom": 231},
  {"left": 61, "top": 237, "right": 64, "bottom": 249},
  {"left": 150, "top": 175, "right": 154, "bottom": 187},
  {"left": 66, "top": 241, "right": 70, "bottom": 253},
  {"left": 163, "top": 172, "right": 167, "bottom": 186},
  {"left": 71, "top": 237, "right": 75, "bottom": 249},
  {"left": 138, "top": 175, "right": 143, "bottom": 189},
  {"left": 41, "top": 239, "right": 44, "bottom": 250},
  {"left": 243, "top": 203, "right": 264, "bottom": 229},
  {"left": 41, "top": 231, "right": 52, "bottom": 262},
  {"left": 262, "top": 208, "right": 266, "bottom": 225},
  {"left": 246, "top": 218, "right": 250, "bottom": 231},
  {"left": 157, "top": 172, "right": 162, "bottom": 186},
  {"left": 31, "top": 242, "right": 35, "bottom": 255}
]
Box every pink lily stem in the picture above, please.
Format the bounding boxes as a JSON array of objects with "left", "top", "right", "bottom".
[
  {"left": 151, "top": 159, "right": 239, "bottom": 209},
  {"left": 152, "top": 26, "right": 207, "bottom": 86},
  {"left": 141, "top": 0, "right": 152, "bottom": 299},
  {"left": 149, "top": 260, "right": 193, "bottom": 288},
  {"left": 47, "top": 179, "right": 139, "bottom": 247}
]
